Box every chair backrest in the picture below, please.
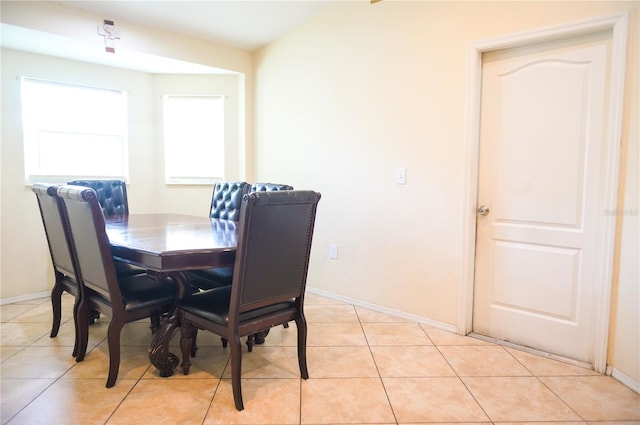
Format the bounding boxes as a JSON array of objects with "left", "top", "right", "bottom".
[
  {"left": 31, "top": 183, "right": 77, "bottom": 278},
  {"left": 56, "top": 185, "right": 123, "bottom": 308},
  {"left": 230, "top": 190, "right": 321, "bottom": 314},
  {"left": 250, "top": 182, "right": 294, "bottom": 192},
  {"left": 209, "top": 181, "right": 250, "bottom": 221},
  {"left": 67, "top": 179, "right": 129, "bottom": 216}
]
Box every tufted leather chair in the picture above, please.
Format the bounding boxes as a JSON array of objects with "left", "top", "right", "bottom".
[
  {"left": 250, "top": 182, "right": 294, "bottom": 192},
  {"left": 209, "top": 181, "right": 251, "bottom": 221},
  {"left": 67, "top": 179, "right": 129, "bottom": 216},
  {"left": 57, "top": 185, "right": 178, "bottom": 388},
  {"left": 191, "top": 182, "right": 293, "bottom": 291},
  {"left": 188, "top": 181, "right": 249, "bottom": 291},
  {"left": 67, "top": 179, "right": 144, "bottom": 278},
  {"left": 177, "top": 190, "right": 321, "bottom": 410}
]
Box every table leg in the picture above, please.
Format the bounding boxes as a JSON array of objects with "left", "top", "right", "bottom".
[
  {"left": 147, "top": 271, "right": 190, "bottom": 377},
  {"left": 148, "top": 313, "right": 180, "bottom": 377},
  {"left": 253, "top": 329, "right": 270, "bottom": 345}
]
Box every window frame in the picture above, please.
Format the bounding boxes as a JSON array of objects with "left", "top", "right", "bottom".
[
  {"left": 162, "top": 94, "right": 226, "bottom": 185},
  {"left": 20, "top": 77, "right": 129, "bottom": 185}
]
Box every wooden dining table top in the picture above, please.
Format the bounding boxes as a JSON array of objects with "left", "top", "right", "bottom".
[{"left": 105, "top": 213, "right": 237, "bottom": 272}]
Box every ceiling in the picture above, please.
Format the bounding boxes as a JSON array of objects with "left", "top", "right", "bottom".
[
  {"left": 58, "top": 1, "right": 332, "bottom": 51},
  {"left": 1, "top": 1, "right": 335, "bottom": 74}
]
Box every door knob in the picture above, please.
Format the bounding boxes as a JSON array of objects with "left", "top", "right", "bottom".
[{"left": 477, "top": 205, "right": 490, "bottom": 216}]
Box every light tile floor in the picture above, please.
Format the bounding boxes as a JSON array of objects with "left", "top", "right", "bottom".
[{"left": 1, "top": 293, "right": 638, "bottom": 424}]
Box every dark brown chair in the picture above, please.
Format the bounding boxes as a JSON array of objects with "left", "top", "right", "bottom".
[
  {"left": 177, "top": 190, "right": 321, "bottom": 410},
  {"left": 190, "top": 182, "right": 292, "bottom": 290},
  {"left": 67, "top": 179, "right": 144, "bottom": 278},
  {"left": 31, "top": 183, "right": 85, "bottom": 358},
  {"left": 56, "top": 185, "right": 178, "bottom": 388}
]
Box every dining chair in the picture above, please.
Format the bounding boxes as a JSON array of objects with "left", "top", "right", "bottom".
[
  {"left": 190, "top": 182, "right": 293, "bottom": 290},
  {"left": 186, "top": 181, "right": 250, "bottom": 291},
  {"left": 56, "top": 185, "right": 179, "bottom": 388},
  {"left": 250, "top": 182, "right": 294, "bottom": 192},
  {"left": 177, "top": 190, "right": 321, "bottom": 411},
  {"left": 67, "top": 179, "right": 145, "bottom": 278},
  {"left": 67, "top": 179, "right": 129, "bottom": 216},
  {"left": 31, "top": 183, "right": 85, "bottom": 358},
  {"left": 209, "top": 181, "right": 251, "bottom": 221}
]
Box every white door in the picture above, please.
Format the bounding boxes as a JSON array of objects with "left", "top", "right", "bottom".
[{"left": 472, "top": 31, "right": 611, "bottom": 364}]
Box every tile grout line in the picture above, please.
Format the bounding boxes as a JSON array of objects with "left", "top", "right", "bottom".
[
  {"left": 2, "top": 301, "right": 66, "bottom": 425},
  {"left": 103, "top": 366, "right": 151, "bottom": 425},
  {"left": 355, "top": 305, "right": 400, "bottom": 425},
  {"left": 201, "top": 355, "right": 227, "bottom": 425},
  {"left": 503, "top": 345, "right": 589, "bottom": 422},
  {"left": 428, "top": 331, "right": 494, "bottom": 423}
]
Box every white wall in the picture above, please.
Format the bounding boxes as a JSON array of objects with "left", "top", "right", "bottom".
[
  {"left": 0, "top": 0, "right": 256, "bottom": 183},
  {"left": 0, "top": 0, "right": 254, "bottom": 301},
  {"left": 0, "top": 49, "right": 153, "bottom": 298},
  {"left": 253, "top": 1, "right": 639, "bottom": 384},
  {"left": 0, "top": 0, "right": 637, "bottom": 387},
  {"left": 151, "top": 74, "right": 245, "bottom": 216},
  {"left": 0, "top": 49, "right": 244, "bottom": 299}
]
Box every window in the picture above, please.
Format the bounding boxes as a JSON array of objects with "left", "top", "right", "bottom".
[
  {"left": 21, "top": 77, "right": 128, "bottom": 184},
  {"left": 163, "top": 95, "right": 224, "bottom": 184}
]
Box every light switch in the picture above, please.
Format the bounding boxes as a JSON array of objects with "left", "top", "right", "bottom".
[
  {"left": 329, "top": 244, "right": 338, "bottom": 260},
  {"left": 396, "top": 167, "right": 406, "bottom": 185}
]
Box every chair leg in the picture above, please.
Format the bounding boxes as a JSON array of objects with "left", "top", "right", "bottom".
[
  {"left": 191, "top": 328, "right": 198, "bottom": 357},
  {"left": 49, "top": 281, "right": 64, "bottom": 338},
  {"left": 75, "top": 299, "right": 90, "bottom": 362},
  {"left": 246, "top": 334, "right": 254, "bottom": 352},
  {"left": 150, "top": 314, "right": 161, "bottom": 334},
  {"left": 230, "top": 334, "right": 244, "bottom": 411},
  {"left": 88, "top": 310, "right": 100, "bottom": 324},
  {"left": 179, "top": 320, "right": 196, "bottom": 375},
  {"left": 105, "top": 318, "right": 124, "bottom": 388},
  {"left": 295, "top": 315, "right": 309, "bottom": 379},
  {"left": 71, "top": 295, "right": 80, "bottom": 358}
]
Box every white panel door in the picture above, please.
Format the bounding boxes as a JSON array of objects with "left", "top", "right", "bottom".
[{"left": 472, "top": 31, "right": 610, "bottom": 364}]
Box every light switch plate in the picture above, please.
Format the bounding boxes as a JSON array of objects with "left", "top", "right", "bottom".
[
  {"left": 396, "top": 167, "right": 406, "bottom": 185},
  {"left": 329, "top": 244, "right": 338, "bottom": 259}
]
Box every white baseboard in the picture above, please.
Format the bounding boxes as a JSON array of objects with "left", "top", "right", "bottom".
[
  {"left": 306, "top": 287, "right": 640, "bottom": 395},
  {"left": 611, "top": 367, "right": 640, "bottom": 395},
  {"left": 306, "top": 286, "right": 458, "bottom": 334},
  {"left": 0, "top": 291, "right": 50, "bottom": 306}
]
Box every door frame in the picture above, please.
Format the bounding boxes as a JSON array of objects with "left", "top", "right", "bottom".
[{"left": 458, "top": 12, "right": 629, "bottom": 374}]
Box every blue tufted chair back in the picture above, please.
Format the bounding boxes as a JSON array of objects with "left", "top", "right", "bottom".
[
  {"left": 67, "top": 180, "right": 129, "bottom": 216},
  {"left": 209, "top": 181, "right": 250, "bottom": 221},
  {"left": 250, "top": 182, "right": 294, "bottom": 192}
]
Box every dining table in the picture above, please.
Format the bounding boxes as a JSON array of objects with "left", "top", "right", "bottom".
[{"left": 105, "top": 213, "right": 238, "bottom": 377}]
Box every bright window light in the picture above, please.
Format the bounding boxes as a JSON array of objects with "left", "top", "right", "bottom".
[
  {"left": 163, "top": 95, "right": 225, "bottom": 184},
  {"left": 21, "top": 77, "right": 128, "bottom": 184}
]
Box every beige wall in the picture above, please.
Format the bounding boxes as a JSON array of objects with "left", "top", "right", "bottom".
[
  {"left": 151, "top": 74, "right": 246, "bottom": 215},
  {"left": 0, "top": 0, "right": 256, "bottom": 183},
  {"left": 1, "top": 49, "right": 150, "bottom": 299},
  {"left": 0, "top": 0, "right": 637, "bottom": 387},
  {"left": 253, "top": 1, "right": 638, "bottom": 384},
  {"left": 0, "top": 1, "right": 254, "bottom": 298},
  {"left": 610, "top": 17, "right": 639, "bottom": 384},
  {"left": 0, "top": 49, "right": 244, "bottom": 297}
]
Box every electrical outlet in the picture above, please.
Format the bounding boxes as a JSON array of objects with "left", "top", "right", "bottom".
[{"left": 329, "top": 244, "right": 338, "bottom": 260}]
